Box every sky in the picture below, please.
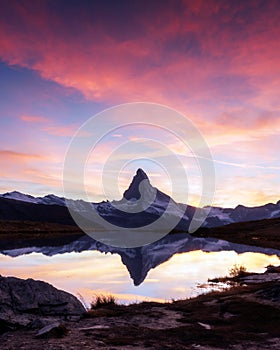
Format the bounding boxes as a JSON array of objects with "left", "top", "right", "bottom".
[{"left": 1, "top": 0, "right": 280, "bottom": 208}]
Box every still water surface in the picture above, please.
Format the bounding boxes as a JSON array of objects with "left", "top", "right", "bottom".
[{"left": 1, "top": 233, "right": 280, "bottom": 306}]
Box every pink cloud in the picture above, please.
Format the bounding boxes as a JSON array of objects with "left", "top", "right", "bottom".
[
  {"left": 0, "top": 0, "right": 278, "bottom": 140},
  {"left": 0, "top": 148, "right": 62, "bottom": 194},
  {"left": 42, "top": 124, "right": 79, "bottom": 137},
  {"left": 18, "top": 115, "right": 83, "bottom": 138},
  {"left": 0, "top": 1, "right": 280, "bottom": 205},
  {"left": 214, "top": 173, "right": 280, "bottom": 208},
  {"left": 20, "top": 115, "right": 49, "bottom": 123},
  {"left": 0, "top": 2, "right": 253, "bottom": 104},
  {"left": 0, "top": 150, "right": 44, "bottom": 162}
]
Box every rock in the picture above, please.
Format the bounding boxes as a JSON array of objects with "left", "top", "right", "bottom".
[
  {"left": 123, "top": 168, "right": 149, "bottom": 200},
  {"left": 0, "top": 275, "right": 85, "bottom": 332},
  {"left": 265, "top": 265, "right": 280, "bottom": 273},
  {"left": 29, "top": 317, "right": 59, "bottom": 329},
  {"left": 79, "top": 325, "right": 110, "bottom": 331},
  {"left": 240, "top": 273, "right": 280, "bottom": 284},
  {"left": 197, "top": 322, "right": 211, "bottom": 330},
  {"left": 35, "top": 322, "right": 68, "bottom": 338},
  {"left": 223, "top": 312, "right": 236, "bottom": 320},
  {"left": 255, "top": 283, "right": 280, "bottom": 303}
]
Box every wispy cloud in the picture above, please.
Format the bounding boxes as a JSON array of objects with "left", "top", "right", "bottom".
[
  {"left": 0, "top": 150, "right": 44, "bottom": 161},
  {"left": 20, "top": 115, "right": 49, "bottom": 123},
  {"left": 42, "top": 124, "right": 79, "bottom": 137}
]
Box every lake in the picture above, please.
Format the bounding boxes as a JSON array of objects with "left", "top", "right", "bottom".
[{"left": 1, "top": 233, "right": 280, "bottom": 306}]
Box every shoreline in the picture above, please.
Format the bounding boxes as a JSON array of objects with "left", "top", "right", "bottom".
[
  {"left": 195, "top": 217, "right": 280, "bottom": 250},
  {"left": 1, "top": 217, "right": 280, "bottom": 250},
  {"left": 1, "top": 271, "right": 280, "bottom": 349},
  {"left": 1, "top": 218, "right": 280, "bottom": 349}
]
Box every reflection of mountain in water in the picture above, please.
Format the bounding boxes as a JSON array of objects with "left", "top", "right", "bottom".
[{"left": 1, "top": 233, "right": 280, "bottom": 286}]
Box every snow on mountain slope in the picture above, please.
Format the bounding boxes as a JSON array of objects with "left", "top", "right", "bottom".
[
  {"left": 111, "top": 168, "right": 188, "bottom": 219},
  {"left": 205, "top": 206, "right": 233, "bottom": 224},
  {"left": 82, "top": 168, "right": 190, "bottom": 232},
  {"left": 40, "top": 194, "right": 66, "bottom": 206},
  {"left": 271, "top": 209, "right": 280, "bottom": 218},
  {"left": 0, "top": 191, "right": 66, "bottom": 206},
  {"left": 0, "top": 191, "right": 39, "bottom": 204},
  {"left": 1, "top": 169, "right": 280, "bottom": 230}
]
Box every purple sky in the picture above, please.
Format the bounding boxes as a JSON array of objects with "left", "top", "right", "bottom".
[{"left": 1, "top": 0, "right": 280, "bottom": 207}]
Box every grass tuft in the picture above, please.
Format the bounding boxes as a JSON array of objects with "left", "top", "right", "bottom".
[
  {"left": 228, "top": 264, "right": 247, "bottom": 278},
  {"left": 90, "top": 294, "right": 117, "bottom": 309}
]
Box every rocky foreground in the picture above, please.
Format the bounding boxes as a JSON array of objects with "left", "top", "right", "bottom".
[{"left": 1, "top": 270, "right": 280, "bottom": 350}]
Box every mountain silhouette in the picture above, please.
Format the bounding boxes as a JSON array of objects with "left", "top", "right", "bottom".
[
  {"left": 123, "top": 168, "right": 149, "bottom": 200},
  {"left": 0, "top": 169, "right": 280, "bottom": 231}
]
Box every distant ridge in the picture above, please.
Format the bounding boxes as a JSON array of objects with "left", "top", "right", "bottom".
[{"left": 0, "top": 169, "right": 280, "bottom": 230}]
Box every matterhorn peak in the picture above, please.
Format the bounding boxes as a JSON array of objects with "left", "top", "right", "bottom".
[
  {"left": 135, "top": 168, "right": 148, "bottom": 180},
  {"left": 123, "top": 169, "right": 151, "bottom": 200}
]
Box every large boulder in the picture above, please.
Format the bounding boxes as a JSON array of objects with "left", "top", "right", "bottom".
[{"left": 0, "top": 276, "right": 85, "bottom": 331}]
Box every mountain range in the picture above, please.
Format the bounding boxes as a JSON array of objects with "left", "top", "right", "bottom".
[{"left": 0, "top": 168, "right": 280, "bottom": 231}]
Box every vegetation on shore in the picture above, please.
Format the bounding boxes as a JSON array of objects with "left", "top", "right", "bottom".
[
  {"left": 196, "top": 217, "right": 280, "bottom": 250},
  {"left": 1, "top": 217, "right": 280, "bottom": 250},
  {"left": 91, "top": 294, "right": 117, "bottom": 309}
]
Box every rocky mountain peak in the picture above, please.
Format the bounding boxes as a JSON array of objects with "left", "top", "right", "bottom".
[{"left": 123, "top": 168, "right": 150, "bottom": 200}]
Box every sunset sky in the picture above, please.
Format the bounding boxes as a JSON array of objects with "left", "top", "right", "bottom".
[{"left": 1, "top": 0, "right": 280, "bottom": 208}]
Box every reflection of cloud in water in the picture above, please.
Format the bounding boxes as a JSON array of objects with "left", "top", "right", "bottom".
[
  {"left": 147, "top": 251, "right": 280, "bottom": 299},
  {"left": 1, "top": 233, "right": 280, "bottom": 304},
  {"left": 78, "top": 288, "right": 166, "bottom": 306},
  {"left": 0, "top": 251, "right": 279, "bottom": 305}
]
